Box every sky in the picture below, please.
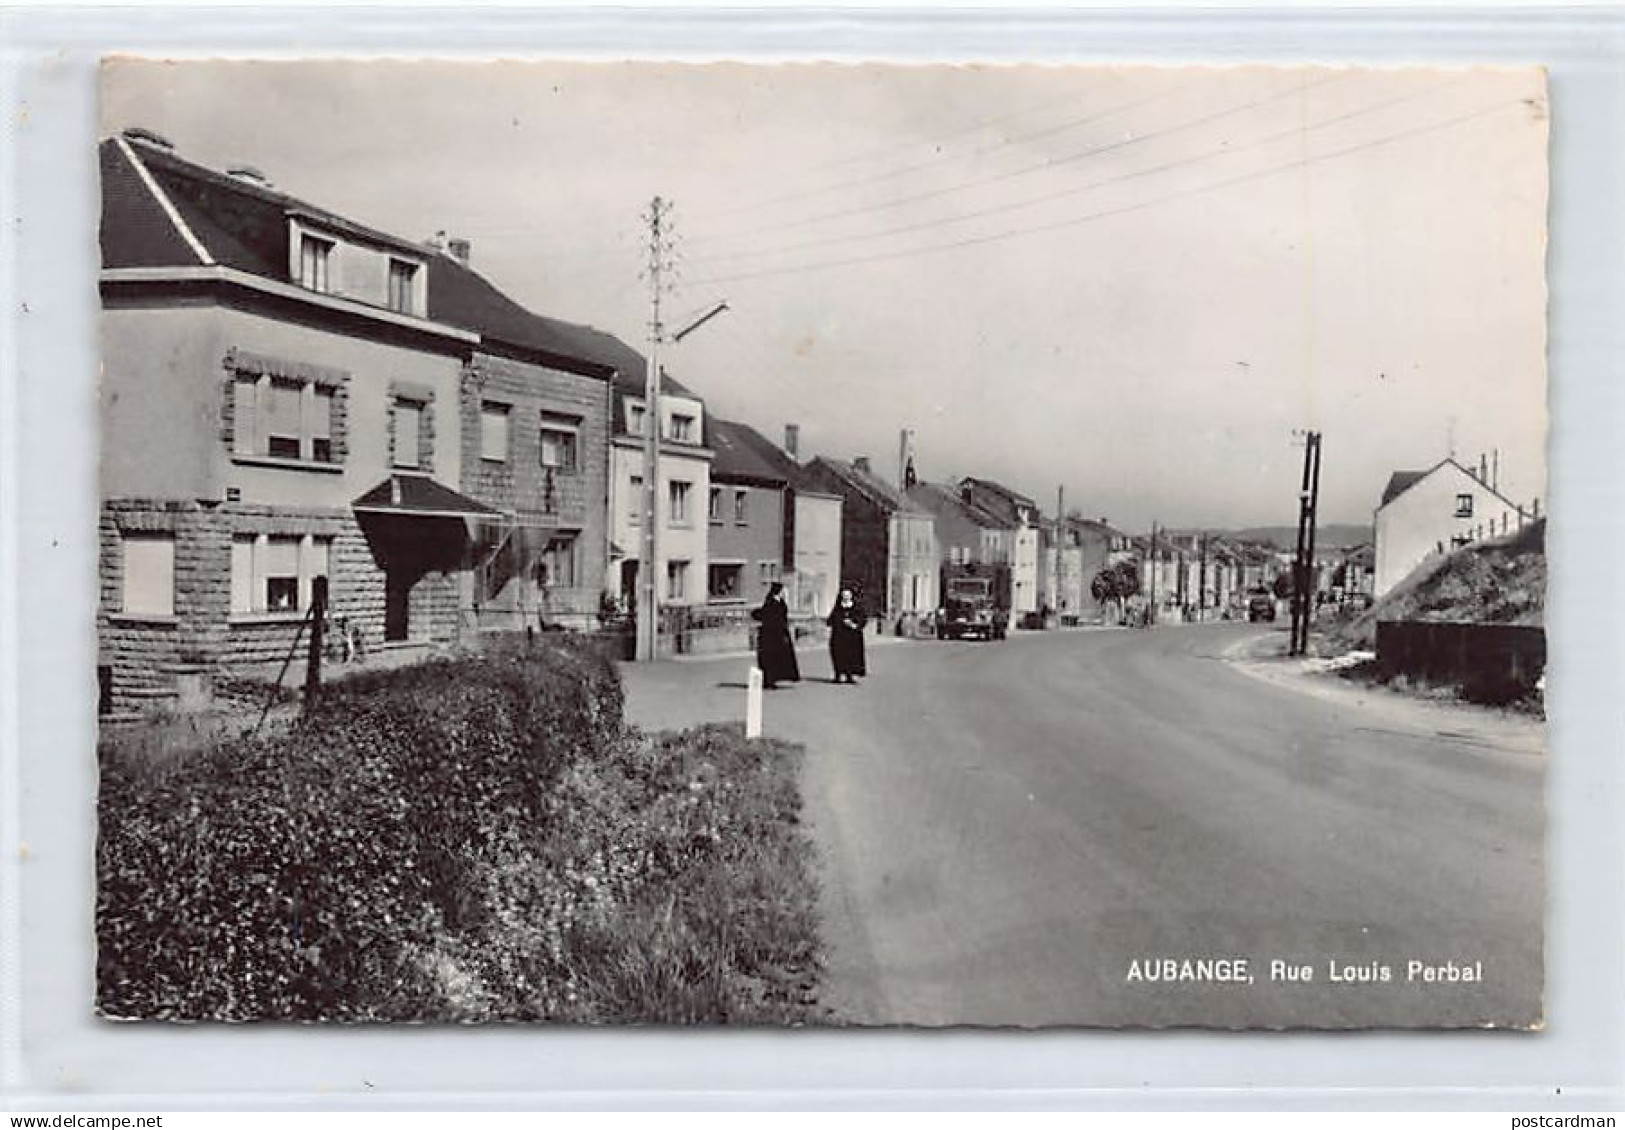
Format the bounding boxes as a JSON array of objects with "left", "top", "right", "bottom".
[{"left": 101, "top": 59, "right": 1549, "bottom": 532}]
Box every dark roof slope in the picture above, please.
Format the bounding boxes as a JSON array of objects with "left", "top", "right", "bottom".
[
  {"left": 99, "top": 141, "right": 202, "bottom": 268},
  {"left": 1381, "top": 469, "right": 1431, "bottom": 507},
  {"left": 101, "top": 136, "right": 616, "bottom": 378},
  {"left": 907, "top": 481, "right": 1012, "bottom": 529},
  {"left": 808, "top": 457, "right": 927, "bottom": 515}
]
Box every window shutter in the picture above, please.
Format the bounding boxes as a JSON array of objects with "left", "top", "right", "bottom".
[
  {"left": 121, "top": 534, "right": 175, "bottom": 616},
  {"left": 230, "top": 537, "right": 254, "bottom": 613},
  {"left": 233, "top": 380, "right": 258, "bottom": 455}
]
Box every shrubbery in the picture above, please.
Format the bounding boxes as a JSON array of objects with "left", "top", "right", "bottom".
[{"left": 97, "top": 638, "right": 821, "bottom": 1023}]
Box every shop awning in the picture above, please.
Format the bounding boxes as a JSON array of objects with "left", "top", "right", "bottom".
[{"left": 352, "top": 473, "right": 502, "bottom": 520}]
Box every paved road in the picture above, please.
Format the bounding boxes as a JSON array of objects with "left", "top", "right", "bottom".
[{"left": 620, "top": 624, "right": 1545, "bottom": 1029}]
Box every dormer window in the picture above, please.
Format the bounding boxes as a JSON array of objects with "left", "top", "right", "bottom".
[
  {"left": 628, "top": 403, "right": 648, "bottom": 436},
  {"left": 669, "top": 412, "right": 695, "bottom": 443},
  {"left": 387, "top": 258, "right": 419, "bottom": 315},
  {"left": 299, "top": 234, "right": 333, "bottom": 293}
]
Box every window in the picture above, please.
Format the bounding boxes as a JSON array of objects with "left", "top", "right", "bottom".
[
  {"left": 760, "top": 560, "right": 781, "bottom": 587},
  {"left": 538, "top": 534, "right": 578, "bottom": 589},
  {"left": 709, "top": 486, "right": 723, "bottom": 523},
  {"left": 709, "top": 563, "right": 743, "bottom": 600},
  {"left": 669, "top": 412, "right": 695, "bottom": 443},
  {"left": 1455, "top": 493, "right": 1474, "bottom": 518},
  {"left": 540, "top": 413, "right": 579, "bottom": 472},
  {"left": 734, "top": 489, "right": 748, "bottom": 524},
  {"left": 299, "top": 234, "right": 333, "bottom": 293},
  {"left": 231, "top": 533, "right": 332, "bottom": 615},
  {"left": 480, "top": 402, "right": 510, "bottom": 462},
  {"left": 667, "top": 559, "right": 689, "bottom": 601},
  {"left": 120, "top": 533, "right": 174, "bottom": 616},
  {"left": 628, "top": 403, "right": 647, "bottom": 436},
  {"left": 668, "top": 480, "right": 691, "bottom": 526},
  {"left": 266, "top": 379, "right": 303, "bottom": 458},
  {"left": 232, "top": 375, "right": 337, "bottom": 464},
  {"left": 387, "top": 259, "right": 418, "bottom": 314},
  {"left": 394, "top": 400, "right": 422, "bottom": 468},
  {"left": 628, "top": 475, "right": 643, "bottom": 524}
]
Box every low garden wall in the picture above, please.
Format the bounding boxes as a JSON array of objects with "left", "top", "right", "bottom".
[{"left": 1374, "top": 620, "right": 1546, "bottom": 704}]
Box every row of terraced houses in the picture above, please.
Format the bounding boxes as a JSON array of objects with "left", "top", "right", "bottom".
[{"left": 97, "top": 131, "right": 1132, "bottom": 713}]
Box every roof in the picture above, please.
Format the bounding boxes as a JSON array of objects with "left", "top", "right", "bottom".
[
  {"left": 808, "top": 457, "right": 928, "bottom": 516},
  {"left": 907, "top": 481, "right": 1014, "bottom": 530},
  {"left": 1380, "top": 470, "right": 1432, "bottom": 507},
  {"left": 959, "top": 475, "right": 1038, "bottom": 514},
  {"left": 352, "top": 473, "right": 502, "bottom": 518},
  {"left": 100, "top": 134, "right": 615, "bottom": 379},
  {"left": 1378, "top": 457, "right": 1525, "bottom": 512},
  {"left": 707, "top": 417, "right": 833, "bottom": 492}
]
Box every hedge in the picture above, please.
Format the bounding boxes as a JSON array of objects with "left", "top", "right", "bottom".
[{"left": 97, "top": 638, "right": 821, "bottom": 1023}]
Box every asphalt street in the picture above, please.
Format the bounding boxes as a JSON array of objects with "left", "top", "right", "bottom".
[{"left": 619, "top": 624, "right": 1545, "bottom": 1029}]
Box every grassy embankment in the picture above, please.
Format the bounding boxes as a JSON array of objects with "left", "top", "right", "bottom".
[{"left": 98, "top": 638, "right": 823, "bottom": 1023}]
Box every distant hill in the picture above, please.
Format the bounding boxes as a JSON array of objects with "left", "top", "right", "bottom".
[
  {"left": 1158, "top": 524, "right": 1371, "bottom": 549},
  {"left": 1225, "top": 524, "right": 1372, "bottom": 550}
]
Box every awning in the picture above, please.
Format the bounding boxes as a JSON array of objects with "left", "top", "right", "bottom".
[{"left": 352, "top": 473, "right": 502, "bottom": 520}]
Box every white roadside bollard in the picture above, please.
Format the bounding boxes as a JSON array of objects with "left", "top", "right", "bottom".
[{"left": 746, "top": 665, "right": 764, "bottom": 739}]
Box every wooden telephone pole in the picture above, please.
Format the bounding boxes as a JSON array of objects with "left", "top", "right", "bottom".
[{"left": 1289, "top": 431, "right": 1323, "bottom": 656}]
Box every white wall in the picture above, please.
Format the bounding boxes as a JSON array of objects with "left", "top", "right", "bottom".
[
  {"left": 608, "top": 439, "right": 711, "bottom": 605},
  {"left": 794, "top": 493, "right": 842, "bottom": 616},
  {"left": 1375, "top": 462, "right": 1527, "bottom": 596}
]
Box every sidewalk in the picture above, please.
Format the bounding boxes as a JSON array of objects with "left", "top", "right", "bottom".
[{"left": 1220, "top": 630, "right": 1545, "bottom": 756}]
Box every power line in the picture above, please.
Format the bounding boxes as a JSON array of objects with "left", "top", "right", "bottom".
[
  {"left": 691, "top": 75, "right": 1455, "bottom": 267},
  {"left": 687, "top": 72, "right": 1345, "bottom": 254},
  {"left": 686, "top": 96, "right": 1523, "bottom": 289},
  {"left": 686, "top": 73, "right": 1200, "bottom": 229}
]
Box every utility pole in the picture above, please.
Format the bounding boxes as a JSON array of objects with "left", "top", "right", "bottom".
[
  {"left": 1198, "top": 531, "right": 1207, "bottom": 621},
  {"left": 1289, "top": 430, "right": 1322, "bottom": 655},
  {"left": 636, "top": 196, "right": 673, "bottom": 663},
  {"left": 1147, "top": 520, "right": 1158, "bottom": 625},
  {"left": 1054, "top": 484, "right": 1065, "bottom": 619}
]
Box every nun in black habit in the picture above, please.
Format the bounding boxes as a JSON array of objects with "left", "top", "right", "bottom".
[
  {"left": 826, "top": 587, "right": 868, "bottom": 684},
  {"left": 751, "top": 581, "right": 801, "bottom": 689}
]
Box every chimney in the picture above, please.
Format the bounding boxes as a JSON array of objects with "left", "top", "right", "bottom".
[
  {"left": 1493, "top": 448, "right": 1500, "bottom": 490},
  {"left": 853, "top": 456, "right": 871, "bottom": 474},
  {"left": 1479, "top": 453, "right": 1489, "bottom": 483},
  {"left": 424, "top": 229, "right": 448, "bottom": 253},
  {"left": 447, "top": 237, "right": 471, "bottom": 265},
  {"left": 783, "top": 423, "right": 800, "bottom": 458},
  {"left": 121, "top": 126, "right": 174, "bottom": 152},
  {"left": 899, "top": 427, "right": 917, "bottom": 489},
  {"left": 225, "top": 165, "right": 273, "bottom": 189}
]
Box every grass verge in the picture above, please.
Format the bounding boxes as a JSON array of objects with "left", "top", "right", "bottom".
[{"left": 97, "top": 638, "right": 823, "bottom": 1023}]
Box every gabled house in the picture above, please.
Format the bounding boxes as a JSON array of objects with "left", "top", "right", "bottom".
[
  {"left": 956, "top": 477, "right": 1041, "bottom": 616},
  {"left": 705, "top": 419, "right": 844, "bottom": 616},
  {"left": 803, "top": 456, "right": 937, "bottom": 629},
  {"left": 557, "top": 324, "right": 713, "bottom": 612},
  {"left": 1374, "top": 456, "right": 1532, "bottom": 596},
  {"left": 96, "top": 129, "right": 615, "bottom": 712},
  {"left": 1038, "top": 516, "right": 1121, "bottom": 621},
  {"left": 906, "top": 481, "right": 1014, "bottom": 568}
]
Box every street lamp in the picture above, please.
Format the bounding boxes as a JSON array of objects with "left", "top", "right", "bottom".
[{"left": 636, "top": 299, "right": 730, "bottom": 662}]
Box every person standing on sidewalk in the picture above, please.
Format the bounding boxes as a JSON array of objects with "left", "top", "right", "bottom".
[
  {"left": 751, "top": 581, "right": 801, "bottom": 689},
  {"left": 826, "top": 587, "right": 868, "bottom": 684}
]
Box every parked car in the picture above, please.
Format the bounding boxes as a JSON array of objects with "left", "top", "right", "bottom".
[{"left": 1246, "top": 590, "right": 1276, "bottom": 622}]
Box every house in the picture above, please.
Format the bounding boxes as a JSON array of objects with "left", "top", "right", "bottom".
[
  {"left": 1374, "top": 456, "right": 1531, "bottom": 597},
  {"left": 1038, "top": 517, "right": 1122, "bottom": 622},
  {"left": 563, "top": 326, "right": 713, "bottom": 613},
  {"left": 906, "top": 481, "right": 1014, "bottom": 568},
  {"left": 429, "top": 244, "right": 617, "bottom": 634},
  {"left": 956, "top": 477, "right": 1041, "bottom": 617},
  {"left": 704, "top": 420, "right": 844, "bottom": 616},
  {"left": 803, "top": 456, "right": 938, "bottom": 630},
  {"left": 97, "top": 133, "right": 457, "bottom": 708}
]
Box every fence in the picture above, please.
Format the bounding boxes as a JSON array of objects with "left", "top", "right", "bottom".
[{"left": 1374, "top": 620, "right": 1546, "bottom": 704}]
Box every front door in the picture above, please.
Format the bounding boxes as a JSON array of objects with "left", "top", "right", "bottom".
[{"left": 385, "top": 571, "right": 410, "bottom": 641}]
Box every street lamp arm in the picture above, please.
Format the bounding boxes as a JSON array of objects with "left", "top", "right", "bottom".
[{"left": 672, "top": 300, "right": 730, "bottom": 343}]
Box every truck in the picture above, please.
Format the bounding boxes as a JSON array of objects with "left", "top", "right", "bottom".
[{"left": 938, "top": 562, "right": 1012, "bottom": 640}]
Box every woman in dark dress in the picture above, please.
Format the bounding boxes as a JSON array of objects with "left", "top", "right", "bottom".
[
  {"left": 825, "top": 587, "right": 867, "bottom": 684},
  {"left": 751, "top": 581, "right": 800, "bottom": 689}
]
